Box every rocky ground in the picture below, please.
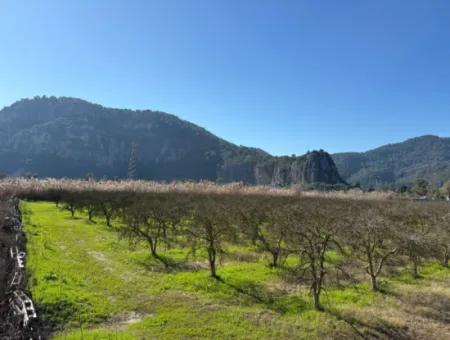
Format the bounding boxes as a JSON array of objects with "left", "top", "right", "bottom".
[{"left": 0, "top": 196, "right": 41, "bottom": 339}]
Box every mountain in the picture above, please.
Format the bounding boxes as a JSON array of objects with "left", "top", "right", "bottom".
[
  {"left": 333, "top": 135, "right": 450, "bottom": 188},
  {"left": 0, "top": 96, "right": 345, "bottom": 186}
]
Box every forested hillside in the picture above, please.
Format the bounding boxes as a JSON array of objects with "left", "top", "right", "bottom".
[
  {"left": 333, "top": 135, "right": 450, "bottom": 188},
  {"left": 0, "top": 96, "right": 344, "bottom": 187}
]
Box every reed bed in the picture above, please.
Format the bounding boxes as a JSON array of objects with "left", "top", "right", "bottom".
[{"left": 0, "top": 178, "right": 394, "bottom": 201}]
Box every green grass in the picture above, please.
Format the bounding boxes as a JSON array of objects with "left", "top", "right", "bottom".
[{"left": 22, "top": 201, "right": 450, "bottom": 339}]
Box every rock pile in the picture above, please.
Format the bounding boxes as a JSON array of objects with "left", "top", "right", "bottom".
[{"left": 0, "top": 197, "right": 41, "bottom": 339}]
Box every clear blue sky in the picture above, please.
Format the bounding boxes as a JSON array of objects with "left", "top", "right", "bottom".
[{"left": 1, "top": 1, "right": 450, "bottom": 155}]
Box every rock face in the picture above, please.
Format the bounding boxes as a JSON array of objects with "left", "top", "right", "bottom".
[
  {"left": 0, "top": 96, "right": 345, "bottom": 186},
  {"left": 218, "top": 150, "right": 345, "bottom": 186}
]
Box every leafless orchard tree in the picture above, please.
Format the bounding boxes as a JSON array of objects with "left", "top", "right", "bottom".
[
  {"left": 424, "top": 203, "right": 450, "bottom": 268},
  {"left": 287, "top": 198, "right": 348, "bottom": 310},
  {"left": 98, "top": 198, "right": 117, "bottom": 227},
  {"left": 120, "top": 193, "right": 182, "bottom": 264},
  {"left": 149, "top": 193, "right": 185, "bottom": 250},
  {"left": 345, "top": 200, "right": 398, "bottom": 291},
  {"left": 184, "top": 194, "right": 234, "bottom": 278},
  {"left": 237, "top": 196, "right": 292, "bottom": 268},
  {"left": 60, "top": 191, "right": 81, "bottom": 217},
  {"left": 397, "top": 203, "right": 437, "bottom": 278},
  {"left": 79, "top": 190, "right": 99, "bottom": 222},
  {"left": 438, "top": 212, "right": 450, "bottom": 268}
]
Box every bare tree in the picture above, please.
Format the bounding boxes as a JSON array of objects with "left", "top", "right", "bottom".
[
  {"left": 428, "top": 204, "right": 450, "bottom": 267},
  {"left": 437, "top": 214, "right": 450, "bottom": 267},
  {"left": 120, "top": 196, "right": 163, "bottom": 261},
  {"left": 237, "top": 196, "right": 291, "bottom": 268},
  {"left": 60, "top": 192, "right": 80, "bottom": 217},
  {"left": 99, "top": 199, "right": 116, "bottom": 227},
  {"left": 80, "top": 190, "right": 98, "bottom": 222},
  {"left": 184, "top": 194, "right": 233, "bottom": 278},
  {"left": 97, "top": 192, "right": 135, "bottom": 228},
  {"left": 287, "top": 198, "right": 347, "bottom": 310},
  {"left": 346, "top": 201, "right": 398, "bottom": 291},
  {"left": 398, "top": 203, "right": 436, "bottom": 278}
]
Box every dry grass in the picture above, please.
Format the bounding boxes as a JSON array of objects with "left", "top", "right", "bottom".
[
  {"left": 299, "top": 188, "right": 395, "bottom": 200},
  {"left": 0, "top": 177, "right": 395, "bottom": 200},
  {"left": 335, "top": 279, "right": 450, "bottom": 340}
]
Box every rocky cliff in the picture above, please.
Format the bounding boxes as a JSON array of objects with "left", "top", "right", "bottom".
[
  {"left": 219, "top": 150, "right": 345, "bottom": 186},
  {"left": 0, "top": 96, "right": 345, "bottom": 187}
]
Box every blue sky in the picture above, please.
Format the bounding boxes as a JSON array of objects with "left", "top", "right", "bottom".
[{"left": 1, "top": 1, "right": 450, "bottom": 155}]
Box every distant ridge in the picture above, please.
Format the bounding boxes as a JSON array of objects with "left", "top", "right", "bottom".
[
  {"left": 333, "top": 135, "right": 450, "bottom": 188},
  {"left": 0, "top": 96, "right": 345, "bottom": 187}
]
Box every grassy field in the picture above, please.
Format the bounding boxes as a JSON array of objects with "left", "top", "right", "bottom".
[{"left": 22, "top": 201, "right": 450, "bottom": 339}]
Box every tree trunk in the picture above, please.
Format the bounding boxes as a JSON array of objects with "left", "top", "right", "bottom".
[
  {"left": 162, "top": 225, "right": 171, "bottom": 250},
  {"left": 411, "top": 258, "right": 420, "bottom": 278},
  {"left": 367, "top": 255, "right": 379, "bottom": 291},
  {"left": 209, "top": 257, "right": 217, "bottom": 278},
  {"left": 443, "top": 249, "right": 449, "bottom": 268},
  {"left": 312, "top": 285, "right": 323, "bottom": 311},
  {"left": 370, "top": 274, "right": 378, "bottom": 291},
  {"left": 149, "top": 238, "right": 159, "bottom": 258},
  {"left": 270, "top": 251, "right": 279, "bottom": 268},
  {"left": 150, "top": 247, "right": 158, "bottom": 258},
  {"left": 208, "top": 247, "right": 218, "bottom": 278}
]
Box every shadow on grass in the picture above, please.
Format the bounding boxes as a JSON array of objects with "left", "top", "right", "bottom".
[
  {"left": 216, "top": 276, "right": 311, "bottom": 315},
  {"left": 217, "top": 276, "right": 274, "bottom": 304},
  {"left": 385, "top": 286, "right": 450, "bottom": 324},
  {"left": 65, "top": 216, "right": 83, "bottom": 221},
  {"left": 134, "top": 254, "right": 206, "bottom": 273},
  {"left": 329, "top": 275, "right": 450, "bottom": 339},
  {"left": 329, "top": 309, "right": 413, "bottom": 340},
  {"left": 135, "top": 254, "right": 313, "bottom": 315}
]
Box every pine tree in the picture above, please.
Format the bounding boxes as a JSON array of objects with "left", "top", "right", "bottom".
[{"left": 127, "top": 143, "right": 137, "bottom": 179}]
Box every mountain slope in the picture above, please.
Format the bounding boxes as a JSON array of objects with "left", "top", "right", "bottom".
[
  {"left": 0, "top": 96, "right": 344, "bottom": 186},
  {"left": 333, "top": 135, "right": 450, "bottom": 188}
]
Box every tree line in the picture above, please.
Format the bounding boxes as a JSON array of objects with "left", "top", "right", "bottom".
[
  {"left": 25, "top": 188, "right": 450, "bottom": 311},
  {"left": 375, "top": 178, "right": 450, "bottom": 199}
]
